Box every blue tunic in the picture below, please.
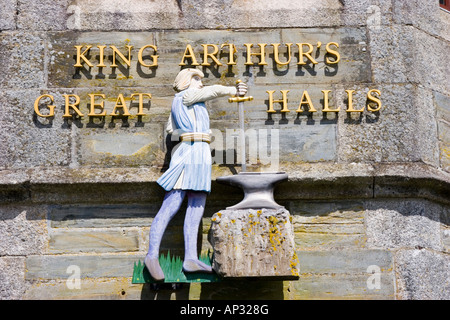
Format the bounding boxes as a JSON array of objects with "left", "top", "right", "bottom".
[{"left": 157, "top": 91, "right": 212, "bottom": 192}]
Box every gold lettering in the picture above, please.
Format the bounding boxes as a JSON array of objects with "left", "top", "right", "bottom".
[
  {"left": 138, "top": 45, "right": 158, "bottom": 68},
  {"left": 74, "top": 45, "right": 93, "bottom": 68},
  {"left": 110, "top": 45, "right": 133, "bottom": 68},
  {"left": 272, "top": 43, "right": 293, "bottom": 66},
  {"left": 130, "top": 93, "right": 152, "bottom": 116},
  {"left": 220, "top": 43, "right": 237, "bottom": 65},
  {"left": 321, "top": 90, "right": 340, "bottom": 112},
  {"left": 34, "top": 94, "right": 55, "bottom": 118},
  {"left": 88, "top": 93, "right": 106, "bottom": 117},
  {"left": 201, "top": 44, "right": 222, "bottom": 66},
  {"left": 297, "top": 43, "right": 318, "bottom": 65},
  {"left": 325, "top": 42, "right": 340, "bottom": 64},
  {"left": 266, "top": 90, "right": 290, "bottom": 113},
  {"left": 110, "top": 94, "right": 131, "bottom": 116},
  {"left": 346, "top": 90, "right": 364, "bottom": 112},
  {"left": 63, "top": 94, "right": 84, "bottom": 118},
  {"left": 296, "top": 90, "right": 317, "bottom": 113},
  {"left": 97, "top": 45, "right": 107, "bottom": 68},
  {"left": 244, "top": 43, "right": 268, "bottom": 65},
  {"left": 179, "top": 44, "right": 200, "bottom": 66},
  {"left": 367, "top": 89, "right": 382, "bottom": 112}
]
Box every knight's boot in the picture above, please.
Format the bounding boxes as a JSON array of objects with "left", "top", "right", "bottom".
[
  {"left": 144, "top": 255, "right": 165, "bottom": 281},
  {"left": 182, "top": 259, "right": 213, "bottom": 273}
]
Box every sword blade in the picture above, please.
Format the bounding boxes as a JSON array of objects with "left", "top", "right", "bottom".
[{"left": 238, "top": 101, "right": 246, "bottom": 172}]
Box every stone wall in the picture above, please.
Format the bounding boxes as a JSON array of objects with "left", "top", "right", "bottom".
[{"left": 0, "top": 0, "right": 449, "bottom": 300}]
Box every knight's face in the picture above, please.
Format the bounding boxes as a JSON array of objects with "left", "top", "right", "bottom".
[{"left": 189, "top": 75, "right": 203, "bottom": 90}]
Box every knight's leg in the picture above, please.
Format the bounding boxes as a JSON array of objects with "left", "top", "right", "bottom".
[
  {"left": 145, "top": 189, "right": 186, "bottom": 280},
  {"left": 182, "top": 191, "right": 212, "bottom": 273}
]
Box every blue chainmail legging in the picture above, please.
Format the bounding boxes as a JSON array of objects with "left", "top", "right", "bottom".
[{"left": 147, "top": 189, "right": 207, "bottom": 262}]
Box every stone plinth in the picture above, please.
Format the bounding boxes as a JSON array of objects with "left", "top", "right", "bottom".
[{"left": 209, "top": 208, "right": 299, "bottom": 279}]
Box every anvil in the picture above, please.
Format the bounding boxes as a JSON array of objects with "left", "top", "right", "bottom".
[{"left": 216, "top": 172, "right": 288, "bottom": 210}]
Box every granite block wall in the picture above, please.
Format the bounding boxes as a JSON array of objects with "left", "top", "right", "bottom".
[{"left": 0, "top": 0, "right": 449, "bottom": 300}]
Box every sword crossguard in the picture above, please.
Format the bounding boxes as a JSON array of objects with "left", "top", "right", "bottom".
[
  {"left": 228, "top": 79, "right": 253, "bottom": 103},
  {"left": 228, "top": 96, "right": 253, "bottom": 103}
]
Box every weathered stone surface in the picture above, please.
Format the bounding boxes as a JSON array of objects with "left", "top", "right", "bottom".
[
  {"left": 136, "top": 225, "right": 186, "bottom": 256},
  {"left": 438, "top": 120, "right": 450, "bottom": 172},
  {"left": 23, "top": 278, "right": 150, "bottom": 300},
  {"left": 25, "top": 253, "right": 143, "bottom": 279},
  {"left": 293, "top": 231, "right": 365, "bottom": 251},
  {"left": 210, "top": 84, "right": 344, "bottom": 165},
  {"left": 341, "top": 0, "right": 393, "bottom": 27},
  {"left": 29, "top": 182, "right": 163, "bottom": 205},
  {"left": 0, "top": 32, "right": 45, "bottom": 89},
  {"left": 337, "top": 84, "right": 433, "bottom": 163},
  {"left": 365, "top": 199, "right": 443, "bottom": 251},
  {"left": 1, "top": 0, "right": 449, "bottom": 301},
  {"left": 28, "top": 167, "right": 162, "bottom": 185},
  {"left": 393, "top": 0, "right": 450, "bottom": 42},
  {"left": 414, "top": 87, "right": 440, "bottom": 167},
  {"left": 64, "top": 0, "right": 182, "bottom": 31},
  {"left": 212, "top": 122, "right": 336, "bottom": 164},
  {"left": 288, "top": 249, "right": 394, "bottom": 299},
  {"left": 0, "top": 206, "right": 47, "bottom": 256},
  {"left": 395, "top": 249, "right": 450, "bottom": 300},
  {"left": 372, "top": 163, "right": 450, "bottom": 201},
  {"left": 291, "top": 201, "right": 365, "bottom": 224},
  {"left": 368, "top": 25, "right": 414, "bottom": 84},
  {"left": 0, "top": 162, "right": 447, "bottom": 205},
  {"left": 17, "top": 0, "right": 71, "bottom": 31},
  {"left": 291, "top": 201, "right": 366, "bottom": 250},
  {"left": 0, "top": 176, "right": 31, "bottom": 204},
  {"left": 369, "top": 25, "right": 450, "bottom": 95},
  {"left": 297, "top": 249, "right": 392, "bottom": 273},
  {"left": 48, "top": 228, "right": 140, "bottom": 254},
  {"left": 30, "top": 0, "right": 344, "bottom": 31},
  {"left": 441, "top": 207, "right": 450, "bottom": 254},
  {"left": 0, "top": 90, "right": 72, "bottom": 169},
  {"left": 23, "top": 277, "right": 192, "bottom": 300},
  {"left": 19, "top": 0, "right": 446, "bottom": 36},
  {"left": 0, "top": 257, "right": 27, "bottom": 300},
  {"left": 435, "top": 91, "right": 450, "bottom": 124},
  {"left": 209, "top": 208, "right": 299, "bottom": 278},
  {"left": 442, "top": 226, "right": 450, "bottom": 254},
  {"left": 0, "top": 0, "right": 17, "bottom": 30},
  {"left": 289, "top": 273, "right": 394, "bottom": 300},
  {"left": 78, "top": 126, "right": 164, "bottom": 168},
  {"left": 48, "top": 204, "right": 157, "bottom": 228},
  {"left": 187, "top": 0, "right": 342, "bottom": 29},
  {"left": 411, "top": 28, "right": 450, "bottom": 95}
]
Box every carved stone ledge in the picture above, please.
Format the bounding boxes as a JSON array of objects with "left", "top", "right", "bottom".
[{"left": 0, "top": 163, "right": 448, "bottom": 205}]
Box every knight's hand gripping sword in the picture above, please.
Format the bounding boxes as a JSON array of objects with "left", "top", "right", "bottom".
[{"left": 228, "top": 80, "right": 252, "bottom": 172}]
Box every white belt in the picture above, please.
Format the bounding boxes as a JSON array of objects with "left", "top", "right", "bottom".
[{"left": 180, "top": 132, "right": 211, "bottom": 144}]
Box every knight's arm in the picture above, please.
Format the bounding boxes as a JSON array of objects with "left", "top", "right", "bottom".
[{"left": 182, "top": 85, "right": 237, "bottom": 106}]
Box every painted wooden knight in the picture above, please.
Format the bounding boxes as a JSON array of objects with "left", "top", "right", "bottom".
[{"left": 145, "top": 68, "right": 247, "bottom": 281}]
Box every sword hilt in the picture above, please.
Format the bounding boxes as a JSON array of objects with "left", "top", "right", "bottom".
[
  {"left": 228, "top": 79, "right": 253, "bottom": 103},
  {"left": 228, "top": 96, "right": 253, "bottom": 103}
]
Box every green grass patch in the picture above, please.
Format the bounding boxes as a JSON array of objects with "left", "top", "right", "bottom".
[{"left": 132, "top": 250, "right": 221, "bottom": 283}]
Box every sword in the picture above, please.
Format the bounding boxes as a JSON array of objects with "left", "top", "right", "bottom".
[{"left": 228, "top": 79, "right": 253, "bottom": 172}]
